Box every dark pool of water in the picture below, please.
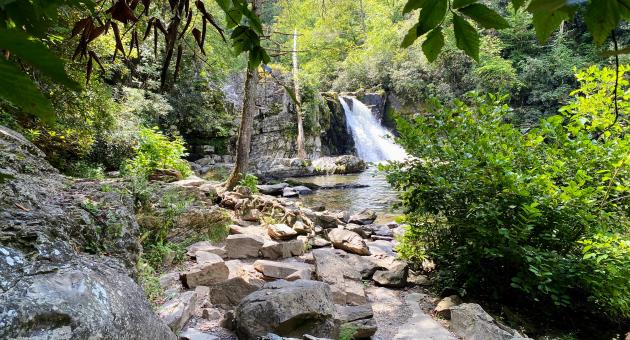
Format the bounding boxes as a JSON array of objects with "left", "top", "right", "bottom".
[{"left": 289, "top": 166, "right": 402, "bottom": 223}]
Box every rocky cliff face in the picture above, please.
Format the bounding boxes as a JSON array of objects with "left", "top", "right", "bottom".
[{"left": 0, "top": 126, "right": 175, "bottom": 339}]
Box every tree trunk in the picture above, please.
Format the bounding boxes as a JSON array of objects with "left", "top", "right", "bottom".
[
  {"left": 293, "top": 28, "right": 307, "bottom": 159},
  {"left": 224, "top": 2, "right": 260, "bottom": 190}
]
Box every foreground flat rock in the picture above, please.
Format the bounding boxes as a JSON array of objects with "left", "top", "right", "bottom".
[
  {"left": 312, "top": 249, "right": 367, "bottom": 305},
  {"left": 235, "top": 280, "right": 339, "bottom": 340},
  {"left": 328, "top": 228, "right": 370, "bottom": 255},
  {"left": 209, "top": 276, "right": 263, "bottom": 307},
  {"left": 335, "top": 304, "right": 377, "bottom": 338}
]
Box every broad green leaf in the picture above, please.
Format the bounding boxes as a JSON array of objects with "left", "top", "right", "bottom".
[
  {"left": 0, "top": 59, "right": 54, "bottom": 122},
  {"left": 527, "top": 0, "right": 567, "bottom": 12},
  {"left": 510, "top": 0, "right": 527, "bottom": 11},
  {"left": 531, "top": 9, "right": 569, "bottom": 43},
  {"left": 417, "top": 0, "right": 448, "bottom": 36},
  {"left": 453, "top": 0, "right": 477, "bottom": 9},
  {"left": 401, "top": 23, "right": 419, "bottom": 48},
  {"left": 403, "top": 0, "right": 426, "bottom": 14},
  {"left": 422, "top": 27, "right": 444, "bottom": 62},
  {"left": 584, "top": 0, "right": 620, "bottom": 45},
  {"left": 0, "top": 30, "right": 80, "bottom": 90},
  {"left": 242, "top": 7, "right": 263, "bottom": 34},
  {"left": 458, "top": 3, "right": 510, "bottom": 29},
  {"left": 453, "top": 14, "right": 479, "bottom": 61}
]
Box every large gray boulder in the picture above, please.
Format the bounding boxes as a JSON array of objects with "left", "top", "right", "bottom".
[
  {"left": 450, "top": 303, "right": 530, "bottom": 340},
  {"left": 0, "top": 126, "right": 175, "bottom": 339},
  {"left": 327, "top": 228, "right": 370, "bottom": 256},
  {"left": 235, "top": 280, "right": 339, "bottom": 340},
  {"left": 312, "top": 249, "right": 367, "bottom": 305}
]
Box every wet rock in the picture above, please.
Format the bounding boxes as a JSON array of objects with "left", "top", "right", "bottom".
[
  {"left": 181, "top": 254, "right": 229, "bottom": 288},
  {"left": 434, "top": 295, "right": 462, "bottom": 319},
  {"left": 258, "top": 183, "right": 289, "bottom": 195},
  {"left": 268, "top": 223, "right": 298, "bottom": 240},
  {"left": 327, "top": 228, "right": 370, "bottom": 256},
  {"left": 235, "top": 280, "right": 339, "bottom": 340},
  {"left": 209, "top": 276, "right": 263, "bottom": 307},
  {"left": 372, "top": 260, "right": 408, "bottom": 288},
  {"left": 261, "top": 239, "right": 305, "bottom": 259},
  {"left": 226, "top": 234, "right": 265, "bottom": 258},
  {"left": 283, "top": 187, "right": 300, "bottom": 198},
  {"left": 349, "top": 209, "right": 377, "bottom": 225},
  {"left": 293, "top": 185, "right": 313, "bottom": 195},
  {"left": 158, "top": 290, "right": 197, "bottom": 333},
  {"left": 312, "top": 249, "right": 367, "bottom": 305},
  {"left": 450, "top": 303, "right": 530, "bottom": 340},
  {"left": 180, "top": 328, "right": 219, "bottom": 340},
  {"left": 0, "top": 126, "right": 175, "bottom": 339}
]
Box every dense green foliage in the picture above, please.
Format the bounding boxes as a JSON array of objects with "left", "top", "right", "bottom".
[
  {"left": 386, "top": 66, "right": 629, "bottom": 321},
  {"left": 123, "top": 127, "right": 192, "bottom": 179}
]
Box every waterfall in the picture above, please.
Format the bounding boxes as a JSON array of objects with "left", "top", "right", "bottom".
[{"left": 340, "top": 96, "right": 408, "bottom": 162}]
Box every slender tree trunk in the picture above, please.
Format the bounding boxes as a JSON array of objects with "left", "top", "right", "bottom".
[
  {"left": 293, "top": 28, "right": 306, "bottom": 159},
  {"left": 224, "top": 1, "right": 260, "bottom": 190}
]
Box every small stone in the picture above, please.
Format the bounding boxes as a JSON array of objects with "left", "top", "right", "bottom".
[
  {"left": 202, "top": 308, "right": 222, "bottom": 321},
  {"left": 434, "top": 295, "right": 462, "bottom": 319},
  {"left": 311, "top": 236, "right": 331, "bottom": 248},
  {"left": 372, "top": 261, "right": 408, "bottom": 288},
  {"left": 292, "top": 221, "right": 308, "bottom": 234},
  {"left": 267, "top": 223, "right": 298, "bottom": 240},
  {"left": 292, "top": 186, "right": 313, "bottom": 195},
  {"left": 220, "top": 310, "right": 236, "bottom": 330},
  {"left": 180, "top": 328, "right": 219, "bottom": 340},
  {"left": 282, "top": 187, "right": 299, "bottom": 198},
  {"left": 407, "top": 271, "right": 430, "bottom": 286}
]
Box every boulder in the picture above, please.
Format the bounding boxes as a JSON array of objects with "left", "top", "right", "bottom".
[
  {"left": 367, "top": 240, "right": 396, "bottom": 256},
  {"left": 310, "top": 236, "right": 332, "bottom": 248},
  {"left": 283, "top": 187, "right": 300, "bottom": 198},
  {"left": 235, "top": 280, "right": 339, "bottom": 340},
  {"left": 293, "top": 185, "right": 313, "bottom": 195},
  {"left": 327, "top": 228, "right": 370, "bottom": 256},
  {"left": 450, "top": 303, "right": 529, "bottom": 340},
  {"left": 226, "top": 234, "right": 265, "bottom": 258},
  {"left": 187, "top": 241, "right": 226, "bottom": 258},
  {"left": 268, "top": 223, "right": 299, "bottom": 240},
  {"left": 311, "top": 155, "right": 366, "bottom": 175},
  {"left": 209, "top": 277, "right": 263, "bottom": 307},
  {"left": 158, "top": 290, "right": 197, "bottom": 333},
  {"left": 373, "top": 225, "right": 393, "bottom": 238},
  {"left": 335, "top": 304, "right": 377, "bottom": 339},
  {"left": 434, "top": 295, "right": 462, "bottom": 319},
  {"left": 181, "top": 254, "right": 229, "bottom": 288},
  {"left": 348, "top": 209, "right": 377, "bottom": 225},
  {"left": 303, "top": 209, "right": 343, "bottom": 229},
  {"left": 312, "top": 249, "right": 367, "bottom": 305},
  {"left": 261, "top": 239, "right": 305, "bottom": 259},
  {"left": 180, "top": 328, "right": 219, "bottom": 340},
  {"left": 258, "top": 183, "right": 289, "bottom": 195},
  {"left": 344, "top": 223, "right": 371, "bottom": 239},
  {"left": 339, "top": 253, "right": 383, "bottom": 279},
  {"left": 254, "top": 260, "right": 313, "bottom": 280},
  {"left": 292, "top": 221, "right": 308, "bottom": 234},
  {"left": 0, "top": 127, "right": 175, "bottom": 340},
  {"left": 407, "top": 271, "right": 430, "bottom": 286},
  {"left": 372, "top": 260, "right": 408, "bottom": 288}
]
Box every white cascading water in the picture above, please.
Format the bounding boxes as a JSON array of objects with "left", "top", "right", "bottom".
[{"left": 340, "top": 96, "right": 408, "bottom": 162}]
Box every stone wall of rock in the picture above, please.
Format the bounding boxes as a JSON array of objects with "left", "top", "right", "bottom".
[{"left": 0, "top": 126, "right": 175, "bottom": 339}]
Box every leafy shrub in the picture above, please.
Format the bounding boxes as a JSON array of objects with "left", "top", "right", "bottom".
[
  {"left": 123, "top": 127, "right": 192, "bottom": 179},
  {"left": 385, "top": 66, "right": 629, "bottom": 320},
  {"left": 238, "top": 173, "right": 259, "bottom": 193},
  {"left": 64, "top": 161, "right": 105, "bottom": 179}
]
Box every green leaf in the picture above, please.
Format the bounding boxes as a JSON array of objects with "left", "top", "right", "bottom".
[
  {"left": 453, "top": 0, "right": 477, "bottom": 9},
  {"left": 401, "top": 23, "right": 419, "bottom": 48},
  {"left": 453, "top": 14, "right": 479, "bottom": 61},
  {"left": 0, "top": 30, "right": 80, "bottom": 90},
  {"left": 417, "top": 0, "right": 448, "bottom": 36},
  {"left": 0, "top": 59, "right": 55, "bottom": 122},
  {"left": 422, "top": 28, "right": 444, "bottom": 62},
  {"left": 458, "top": 3, "right": 510, "bottom": 29},
  {"left": 584, "top": 0, "right": 620, "bottom": 45},
  {"left": 531, "top": 9, "right": 569, "bottom": 43},
  {"left": 403, "top": 0, "right": 426, "bottom": 14},
  {"left": 242, "top": 6, "right": 263, "bottom": 34},
  {"left": 510, "top": 0, "right": 527, "bottom": 11},
  {"left": 0, "top": 173, "right": 15, "bottom": 184},
  {"left": 527, "top": 0, "right": 568, "bottom": 12}
]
